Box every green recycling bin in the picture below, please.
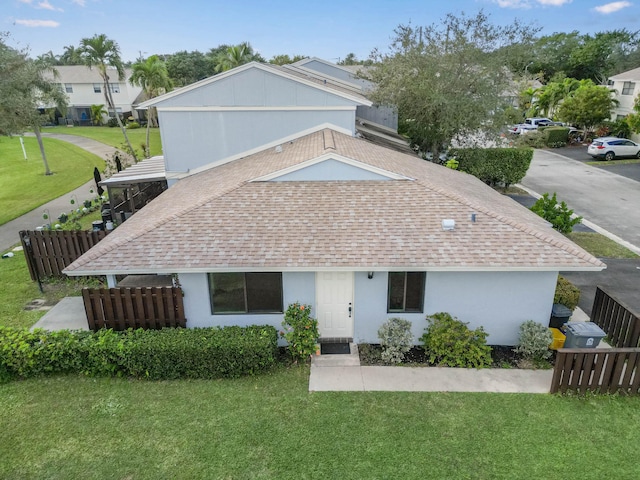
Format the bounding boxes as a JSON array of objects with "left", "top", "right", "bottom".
[{"left": 564, "top": 322, "right": 606, "bottom": 348}]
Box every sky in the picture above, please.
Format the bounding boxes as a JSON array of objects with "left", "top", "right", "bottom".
[{"left": 3, "top": 0, "right": 640, "bottom": 62}]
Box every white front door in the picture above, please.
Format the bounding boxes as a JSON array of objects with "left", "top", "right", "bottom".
[{"left": 316, "top": 272, "right": 354, "bottom": 338}]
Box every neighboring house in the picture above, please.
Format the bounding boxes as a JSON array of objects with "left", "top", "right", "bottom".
[
  {"left": 64, "top": 126, "right": 605, "bottom": 346},
  {"left": 44, "top": 65, "right": 144, "bottom": 125},
  {"left": 135, "top": 61, "right": 408, "bottom": 188},
  {"left": 609, "top": 66, "right": 640, "bottom": 120}
]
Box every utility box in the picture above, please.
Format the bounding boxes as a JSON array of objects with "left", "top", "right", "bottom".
[
  {"left": 564, "top": 322, "right": 606, "bottom": 348},
  {"left": 549, "top": 303, "right": 572, "bottom": 329}
]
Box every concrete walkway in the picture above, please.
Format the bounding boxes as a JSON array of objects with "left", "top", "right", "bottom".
[
  {"left": 309, "top": 345, "right": 553, "bottom": 393},
  {"left": 0, "top": 133, "right": 119, "bottom": 252}
]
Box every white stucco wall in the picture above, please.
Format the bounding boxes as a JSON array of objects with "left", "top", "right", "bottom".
[
  {"left": 180, "top": 269, "right": 557, "bottom": 347},
  {"left": 179, "top": 272, "right": 315, "bottom": 339},
  {"left": 159, "top": 109, "right": 356, "bottom": 173},
  {"left": 354, "top": 271, "right": 558, "bottom": 346}
]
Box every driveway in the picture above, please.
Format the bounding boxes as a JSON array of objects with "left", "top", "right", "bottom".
[{"left": 522, "top": 149, "right": 640, "bottom": 249}]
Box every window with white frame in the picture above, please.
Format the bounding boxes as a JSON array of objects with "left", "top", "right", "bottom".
[
  {"left": 622, "top": 81, "right": 635, "bottom": 95},
  {"left": 208, "top": 272, "right": 283, "bottom": 314},
  {"left": 64, "top": 83, "right": 73, "bottom": 93},
  {"left": 109, "top": 83, "right": 120, "bottom": 93},
  {"left": 93, "top": 83, "right": 102, "bottom": 93},
  {"left": 387, "top": 272, "right": 426, "bottom": 313}
]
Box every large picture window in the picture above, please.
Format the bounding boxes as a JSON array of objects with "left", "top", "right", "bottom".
[
  {"left": 387, "top": 272, "right": 425, "bottom": 313},
  {"left": 209, "top": 272, "right": 283, "bottom": 314}
]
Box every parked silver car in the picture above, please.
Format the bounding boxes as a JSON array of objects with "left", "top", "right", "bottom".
[{"left": 587, "top": 137, "right": 640, "bottom": 161}]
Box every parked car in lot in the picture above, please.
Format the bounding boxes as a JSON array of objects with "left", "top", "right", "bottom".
[
  {"left": 507, "top": 117, "right": 553, "bottom": 135},
  {"left": 587, "top": 137, "right": 640, "bottom": 161}
]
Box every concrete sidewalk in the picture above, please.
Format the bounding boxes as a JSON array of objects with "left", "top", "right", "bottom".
[
  {"left": 0, "top": 133, "right": 119, "bottom": 252},
  {"left": 308, "top": 345, "right": 553, "bottom": 393}
]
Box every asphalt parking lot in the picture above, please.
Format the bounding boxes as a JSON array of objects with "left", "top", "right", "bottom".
[{"left": 548, "top": 146, "right": 640, "bottom": 182}]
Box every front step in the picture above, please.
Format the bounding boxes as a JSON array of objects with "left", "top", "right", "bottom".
[{"left": 312, "top": 343, "right": 361, "bottom": 367}]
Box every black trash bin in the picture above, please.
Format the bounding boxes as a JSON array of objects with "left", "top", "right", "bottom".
[
  {"left": 101, "top": 208, "right": 112, "bottom": 224},
  {"left": 549, "top": 303, "right": 572, "bottom": 329},
  {"left": 92, "top": 220, "right": 104, "bottom": 231}
]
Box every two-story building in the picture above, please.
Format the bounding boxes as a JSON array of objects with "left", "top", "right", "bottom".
[
  {"left": 609, "top": 66, "right": 640, "bottom": 141},
  {"left": 45, "top": 65, "right": 144, "bottom": 125}
]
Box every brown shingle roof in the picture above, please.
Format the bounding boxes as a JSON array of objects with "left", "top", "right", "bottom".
[{"left": 64, "top": 129, "right": 605, "bottom": 274}]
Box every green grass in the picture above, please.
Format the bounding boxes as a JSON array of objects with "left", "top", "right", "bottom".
[
  {"left": 0, "top": 237, "right": 103, "bottom": 330},
  {"left": 43, "top": 125, "right": 163, "bottom": 157},
  {"left": 0, "top": 369, "right": 639, "bottom": 479},
  {"left": 587, "top": 158, "right": 640, "bottom": 166},
  {"left": 0, "top": 136, "right": 105, "bottom": 226},
  {"left": 567, "top": 232, "right": 639, "bottom": 259}
]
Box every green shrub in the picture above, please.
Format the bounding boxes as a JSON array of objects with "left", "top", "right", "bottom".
[
  {"left": 106, "top": 117, "right": 118, "bottom": 128},
  {"left": 378, "top": 317, "right": 413, "bottom": 364},
  {"left": 126, "top": 121, "right": 141, "bottom": 129},
  {"left": 514, "top": 130, "right": 546, "bottom": 149},
  {"left": 420, "top": 312, "right": 492, "bottom": 368},
  {"left": 449, "top": 147, "right": 533, "bottom": 188},
  {"left": 554, "top": 276, "right": 580, "bottom": 310},
  {"left": 530, "top": 192, "right": 583, "bottom": 234},
  {"left": 545, "top": 127, "right": 569, "bottom": 148},
  {"left": 0, "top": 325, "right": 278, "bottom": 381},
  {"left": 514, "top": 320, "right": 553, "bottom": 360},
  {"left": 280, "top": 303, "right": 319, "bottom": 362}
]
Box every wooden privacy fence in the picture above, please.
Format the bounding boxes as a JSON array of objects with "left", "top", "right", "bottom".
[
  {"left": 590, "top": 286, "right": 640, "bottom": 348},
  {"left": 82, "top": 287, "right": 186, "bottom": 331},
  {"left": 551, "top": 348, "right": 640, "bottom": 395},
  {"left": 20, "top": 229, "right": 107, "bottom": 280}
]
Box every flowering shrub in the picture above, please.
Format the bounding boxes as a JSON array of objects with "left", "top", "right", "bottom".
[
  {"left": 280, "top": 302, "right": 318, "bottom": 362},
  {"left": 514, "top": 320, "right": 553, "bottom": 360}
]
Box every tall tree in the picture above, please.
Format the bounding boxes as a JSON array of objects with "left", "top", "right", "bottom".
[
  {"left": 90, "top": 104, "right": 107, "bottom": 126},
  {"left": 268, "top": 54, "right": 307, "bottom": 65},
  {"left": 166, "top": 50, "right": 211, "bottom": 86},
  {"left": 368, "top": 12, "right": 539, "bottom": 158},
  {"left": 214, "top": 42, "right": 263, "bottom": 73},
  {"left": 0, "top": 35, "right": 67, "bottom": 175},
  {"left": 78, "top": 34, "right": 137, "bottom": 161},
  {"left": 58, "top": 45, "right": 83, "bottom": 65},
  {"left": 558, "top": 80, "right": 618, "bottom": 132},
  {"left": 130, "top": 55, "right": 173, "bottom": 157}
]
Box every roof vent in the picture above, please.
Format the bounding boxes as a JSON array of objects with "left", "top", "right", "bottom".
[
  {"left": 442, "top": 219, "right": 455, "bottom": 231},
  {"left": 275, "top": 145, "right": 283, "bottom": 153},
  {"left": 470, "top": 213, "right": 477, "bottom": 223}
]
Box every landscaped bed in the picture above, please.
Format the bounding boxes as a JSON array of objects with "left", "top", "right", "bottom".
[{"left": 358, "top": 344, "right": 555, "bottom": 369}]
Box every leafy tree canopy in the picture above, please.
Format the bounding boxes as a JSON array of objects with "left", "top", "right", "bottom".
[
  {"left": 0, "top": 34, "right": 68, "bottom": 174},
  {"left": 367, "top": 11, "right": 539, "bottom": 157},
  {"left": 557, "top": 80, "right": 618, "bottom": 131}
]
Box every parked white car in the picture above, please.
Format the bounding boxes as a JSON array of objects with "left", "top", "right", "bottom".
[
  {"left": 508, "top": 117, "right": 553, "bottom": 135},
  {"left": 587, "top": 137, "right": 640, "bottom": 161}
]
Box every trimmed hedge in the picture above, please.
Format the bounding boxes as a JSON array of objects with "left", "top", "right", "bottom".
[
  {"left": 449, "top": 148, "right": 533, "bottom": 188},
  {"left": 544, "top": 127, "right": 570, "bottom": 148},
  {"left": 0, "top": 325, "right": 278, "bottom": 382}
]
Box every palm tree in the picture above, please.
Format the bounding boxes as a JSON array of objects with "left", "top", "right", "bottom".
[
  {"left": 214, "top": 42, "right": 260, "bottom": 73},
  {"left": 78, "top": 34, "right": 137, "bottom": 161},
  {"left": 58, "top": 45, "right": 83, "bottom": 65},
  {"left": 129, "top": 55, "right": 172, "bottom": 157},
  {"left": 90, "top": 104, "right": 107, "bottom": 125}
]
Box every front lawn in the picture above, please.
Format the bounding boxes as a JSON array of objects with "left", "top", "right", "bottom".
[
  {"left": 1, "top": 369, "right": 639, "bottom": 479},
  {"left": 43, "top": 125, "right": 163, "bottom": 157},
  {"left": 0, "top": 136, "right": 105, "bottom": 226}
]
